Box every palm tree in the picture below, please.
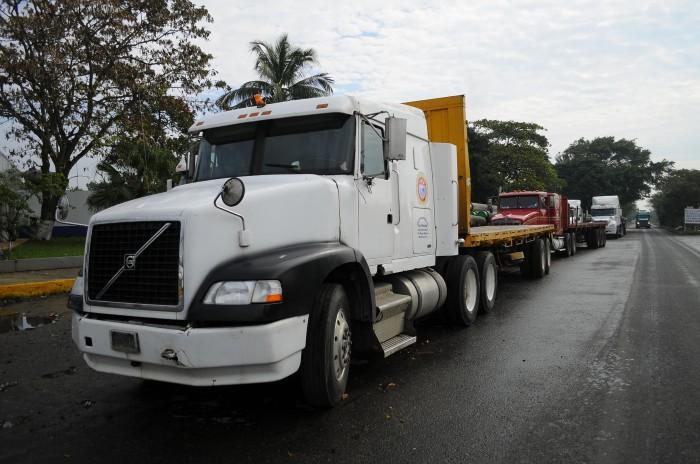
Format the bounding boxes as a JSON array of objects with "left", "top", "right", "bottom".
[{"left": 217, "top": 34, "right": 334, "bottom": 109}]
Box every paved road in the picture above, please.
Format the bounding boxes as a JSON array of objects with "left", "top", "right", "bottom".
[{"left": 1, "top": 228, "right": 699, "bottom": 463}]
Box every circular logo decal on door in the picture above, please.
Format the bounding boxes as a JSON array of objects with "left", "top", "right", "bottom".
[{"left": 417, "top": 174, "right": 428, "bottom": 204}]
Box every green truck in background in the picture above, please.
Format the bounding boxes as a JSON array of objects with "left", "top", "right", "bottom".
[{"left": 636, "top": 210, "right": 651, "bottom": 228}]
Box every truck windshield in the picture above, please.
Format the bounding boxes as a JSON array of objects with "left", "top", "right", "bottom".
[
  {"left": 499, "top": 196, "right": 540, "bottom": 209},
  {"left": 195, "top": 113, "right": 355, "bottom": 181},
  {"left": 592, "top": 208, "right": 616, "bottom": 216}
]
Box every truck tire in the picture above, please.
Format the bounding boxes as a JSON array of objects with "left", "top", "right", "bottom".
[
  {"left": 475, "top": 251, "right": 498, "bottom": 314},
  {"left": 300, "top": 283, "right": 352, "bottom": 407},
  {"left": 600, "top": 231, "right": 607, "bottom": 247},
  {"left": 571, "top": 233, "right": 577, "bottom": 255},
  {"left": 445, "top": 255, "right": 480, "bottom": 326},
  {"left": 588, "top": 230, "right": 598, "bottom": 249},
  {"left": 565, "top": 233, "right": 573, "bottom": 257},
  {"left": 544, "top": 239, "right": 551, "bottom": 275},
  {"left": 530, "top": 238, "right": 546, "bottom": 278}
]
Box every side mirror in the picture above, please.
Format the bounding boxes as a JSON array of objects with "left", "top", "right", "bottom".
[
  {"left": 175, "top": 157, "right": 188, "bottom": 175},
  {"left": 57, "top": 195, "right": 70, "bottom": 221},
  {"left": 383, "top": 117, "right": 407, "bottom": 161}
]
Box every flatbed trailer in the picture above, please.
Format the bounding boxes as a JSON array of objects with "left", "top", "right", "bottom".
[
  {"left": 465, "top": 224, "right": 554, "bottom": 247},
  {"left": 566, "top": 220, "right": 608, "bottom": 252}
]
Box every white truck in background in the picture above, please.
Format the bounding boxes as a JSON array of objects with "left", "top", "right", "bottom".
[
  {"left": 591, "top": 195, "right": 625, "bottom": 238},
  {"left": 65, "top": 95, "right": 555, "bottom": 407}
]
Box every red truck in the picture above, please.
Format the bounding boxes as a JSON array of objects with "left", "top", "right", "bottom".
[{"left": 491, "top": 191, "right": 608, "bottom": 257}]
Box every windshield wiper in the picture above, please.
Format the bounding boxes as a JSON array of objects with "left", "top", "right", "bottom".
[{"left": 265, "top": 163, "right": 300, "bottom": 171}]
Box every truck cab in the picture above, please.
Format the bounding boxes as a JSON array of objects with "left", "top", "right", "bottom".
[
  {"left": 591, "top": 195, "right": 625, "bottom": 237},
  {"left": 492, "top": 191, "right": 564, "bottom": 232},
  {"left": 69, "top": 95, "right": 470, "bottom": 406},
  {"left": 636, "top": 210, "right": 651, "bottom": 228}
]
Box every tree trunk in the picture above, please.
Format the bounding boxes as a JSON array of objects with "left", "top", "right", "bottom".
[{"left": 36, "top": 190, "right": 60, "bottom": 240}]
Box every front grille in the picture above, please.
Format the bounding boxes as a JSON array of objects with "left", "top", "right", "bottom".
[{"left": 87, "top": 221, "right": 181, "bottom": 307}]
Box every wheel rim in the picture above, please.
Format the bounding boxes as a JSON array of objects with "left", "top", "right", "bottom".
[
  {"left": 464, "top": 268, "right": 478, "bottom": 313},
  {"left": 333, "top": 308, "right": 351, "bottom": 381},
  {"left": 485, "top": 262, "right": 496, "bottom": 301}
]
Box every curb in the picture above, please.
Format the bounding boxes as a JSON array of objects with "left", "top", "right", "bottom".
[
  {"left": 0, "top": 278, "right": 75, "bottom": 299},
  {"left": 0, "top": 256, "right": 84, "bottom": 273}
]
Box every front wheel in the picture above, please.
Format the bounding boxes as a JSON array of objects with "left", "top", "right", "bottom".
[{"left": 300, "top": 283, "right": 352, "bottom": 407}]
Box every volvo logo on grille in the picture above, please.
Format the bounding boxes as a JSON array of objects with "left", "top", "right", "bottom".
[{"left": 124, "top": 254, "right": 137, "bottom": 270}]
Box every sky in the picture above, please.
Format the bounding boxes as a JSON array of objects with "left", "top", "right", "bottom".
[{"left": 2, "top": 0, "right": 699, "bottom": 190}]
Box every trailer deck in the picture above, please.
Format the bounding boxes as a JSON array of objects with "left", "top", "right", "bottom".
[{"left": 464, "top": 224, "right": 554, "bottom": 247}]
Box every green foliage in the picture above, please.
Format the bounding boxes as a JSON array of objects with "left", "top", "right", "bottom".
[
  {"left": 0, "top": 168, "right": 35, "bottom": 246},
  {"left": 217, "top": 33, "right": 334, "bottom": 109},
  {"left": 87, "top": 142, "right": 180, "bottom": 211},
  {"left": 7, "top": 236, "right": 85, "bottom": 259},
  {"left": 468, "top": 119, "right": 563, "bottom": 202},
  {"left": 0, "top": 0, "right": 223, "bottom": 220},
  {"left": 651, "top": 169, "right": 700, "bottom": 228},
  {"left": 555, "top": 137, "right": 672, "bottom": 210}
]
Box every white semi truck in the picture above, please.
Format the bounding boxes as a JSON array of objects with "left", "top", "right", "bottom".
[
  {"left": 591, "top": 195, "right": 625, "bottom": 238},
  {"left": 67, "top": 95, "right": 554, "bottom": 406}
]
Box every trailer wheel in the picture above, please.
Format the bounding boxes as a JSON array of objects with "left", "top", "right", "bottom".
[
  {"left": 571, "top": 233, "right": 577, "bottom": 255},
  {"left": 476, "top": 252, "right": 498, "bottom": 314},
  {"left": 600, "top": 231, "right": 607, "bottom": 247},
  {"left": 544, "top": 239, "right": 551, "bottom": 274},
  {"left": 565, "top": 233, "right": 573, "bottom": 257},
  {"left": 589, "top": 230, "right": 599, "bottom": 249},
  {"left": 300, "top": 283, "right": 351, "bottom": 407},
  {"left": 445, "top": 255, "right": 480, "bottom": 326}
]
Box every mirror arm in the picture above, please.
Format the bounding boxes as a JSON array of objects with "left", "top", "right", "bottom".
[
  {"left": 357, "top": 111, "right": 390, "bottom": 141},
  {"left": 54, "top": 209, "right": 88, "bottom": 227},
  {"left": 213, "top": 192, "right": 246, "bottom": 231},
  {"left": 213, "top": 192, "right": 250, "bottom": 247}
]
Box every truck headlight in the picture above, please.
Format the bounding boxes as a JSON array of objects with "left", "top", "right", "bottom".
[{"left": 203, "top": 280, "right": 283, "bottom": 305}]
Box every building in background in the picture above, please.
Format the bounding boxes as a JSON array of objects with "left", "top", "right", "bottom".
[{"left": 1, "top": 149, "right": 92, "bottom": 237}]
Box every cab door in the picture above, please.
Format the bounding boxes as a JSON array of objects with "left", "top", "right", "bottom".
[{"left": 356, "top": 121, "right": 394, "bottom": 267}]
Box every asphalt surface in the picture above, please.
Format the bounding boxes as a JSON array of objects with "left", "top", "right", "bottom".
[{"left": 1, "top": 228, "right": 699, "bottom": 463}]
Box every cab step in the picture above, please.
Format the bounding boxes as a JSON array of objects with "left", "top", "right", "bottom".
[
  {"left": 381, "top": 333, "right": 417, "bottom": 357},
  {"left": 372, "top": 282, "right": 412, "bottom": 343}
]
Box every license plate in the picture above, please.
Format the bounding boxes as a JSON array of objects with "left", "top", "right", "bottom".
[{"left": 111, "top": 330, "right": 140, "bottom": 354}]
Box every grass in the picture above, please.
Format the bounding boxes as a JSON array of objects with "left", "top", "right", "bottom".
[{"left": 4, "top": 237, "right": 86, "bottom": 260}]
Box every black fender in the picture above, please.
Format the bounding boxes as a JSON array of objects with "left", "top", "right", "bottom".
[{"left": 187, "top": 242, "right": 374, "bottom": 324}]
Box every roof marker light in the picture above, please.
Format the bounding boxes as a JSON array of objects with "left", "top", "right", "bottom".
[
  {"left": 249, "top": 112, "right": 260, "bottom": 117},
  {"left": 261, "top": 110, "right": 272, "bottom": 115},
  {"left": 316, "top": 103, "right": 328, "bottom": 109},
  {"left": 238, "top": 114, "right": 247, "bottom": 119}
]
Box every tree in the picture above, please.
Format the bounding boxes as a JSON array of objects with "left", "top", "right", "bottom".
[
  {"left": 555, "top": 137, "right": 672, "bottom": 211},
  {"left": 87, "top": 93, "right": 193, "bottom": 211},
  {"left": 87, "top": 143, "right": 179, "bottom": 211},
  {"left": 468, "top": 119, "right": 563, "bottom": 202},
  {"left": 651, "top": 169, "right": 700, "bottom": 228},
  {"left": 0, "top": 0, "right": 223, "bottom": 237},
  {"left": 217, "top": 33, "right": 333, "bottom": 109},
  {"left": 0, "top": 167, "right": 35, "bottom": 257}
]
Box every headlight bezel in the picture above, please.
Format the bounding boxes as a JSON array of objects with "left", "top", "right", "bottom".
[{"left": 203, "top": 280, "right": 283, "bottom": 305}]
